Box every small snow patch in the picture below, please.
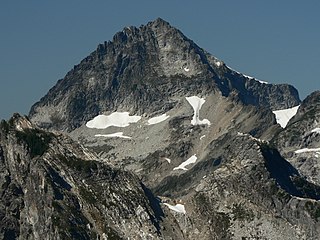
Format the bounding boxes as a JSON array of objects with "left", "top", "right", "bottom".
[
  {"left": 186, "top": 96, "right": 211, "bottom": 126},
  {"left": 226, "top": 65, "right": 268, "bottom": 84},
  {"left": 237, "top": 132, "right": 265, "bottom": 143},
  {"left": 95, "top": 132, "right": 131, "bottom": 139},
  {"left": 147, "top": 114, "right": 170, "bottom": 125},
  {"left": 295, "top": 148, "right": 320, "bottom": 154},
  {"left": 164, "top": 203, "right": 186, "bottom": 214},
  {"left": 311, "top": 128, "right": 320, "bottom": 134},
  {"left": 200, "top": 135, "right": 206, "bottom": 140},
  {"left": 86, "top": 112, "right": 141, "bottom": 129},
  {"left": 243, "top": 74, "right": 268, "bottom": 84},
  {"left": 273, "top": 105, "right": 299, "bottom": 128},
  {"left": 215, "top": 61, "right": 222, "bottom": 67},
  {"left": 184, "top": 67, "right": 190, "bottom": 72},
  {"left": 258, "top": 80, "right": 268, "bottom": 84},
  {"left": 173, "top": 154, "right": 197, "bottom": 171},
  {"left": 164, "top": 158, "right": 171, "bottom": 163}
]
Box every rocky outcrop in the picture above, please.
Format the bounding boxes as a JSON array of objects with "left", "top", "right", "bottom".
[
  {"left": 154, "top": 132, "right": 320, "bottom": 239},
  {"left": 29, "top": 18, "right": 300, "bottom": 132},
  {"left": 0, "top": 114, "right": 183, "bottom": 240},
  {"left": 274, "top": 91, "right": 320, "bottom": 185}
]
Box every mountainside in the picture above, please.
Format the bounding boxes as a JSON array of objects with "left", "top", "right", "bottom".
[
  {"left": 29, "top": 18, "right": 300, "bottom": 132},
  {"left": 274, "top": 91, "right": 320, "bottom": 185},
  {"left": 0, "top": 114, "right": 185, "bottom": 240},
  {"left": 4, "top": 18, "right": 320, "bottom": 239}
]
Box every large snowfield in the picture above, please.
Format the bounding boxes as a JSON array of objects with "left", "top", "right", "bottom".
[
  {"left": 86, "top": 112, "right": 141, "bottom": 129},
  {"left": 273, "top": 105, "right": 300, "bottom": 128}
]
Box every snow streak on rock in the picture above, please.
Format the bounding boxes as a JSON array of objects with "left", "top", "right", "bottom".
[
  {"left": 173, "top": 154, "right": 197, "bottom": 171},
  {"left": 311, "top": 128, "right": 320, "bottom": 134},
  {"left": 147, "top": 114, "right": 170, "bottom": 125},
  {"left": 295, "top": 148, "right": 320, "bottom": 154},
  {"left": 95, "top": 132, "right": 132, "bottom": 139}
]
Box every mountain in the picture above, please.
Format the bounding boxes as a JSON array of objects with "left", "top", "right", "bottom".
[
  {"left": 3, "top": 18, "right": 320, "bottom": 239},
  {"left": 29, "top": 18, "right": 300, "bottom": 132}
]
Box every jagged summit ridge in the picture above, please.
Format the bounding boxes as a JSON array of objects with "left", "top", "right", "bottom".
[
  {"left": 94, "top": 17, "right": 215, "bottom": 78},
  {"left": 29, "top": 18, "right": 300, "bottom": 131}
]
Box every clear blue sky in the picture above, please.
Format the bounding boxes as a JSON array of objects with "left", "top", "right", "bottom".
[{"left": 1, "top": 1, "right": 319, "bottom": 120}]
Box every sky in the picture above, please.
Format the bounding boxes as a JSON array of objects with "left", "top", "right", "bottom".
[{"left": 1, "top": 1, "right": 319, "bottom": 120}]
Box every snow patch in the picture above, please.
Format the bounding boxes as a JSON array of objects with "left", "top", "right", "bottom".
[
  {"left": 243, "top": 74, "right": 268, "bottom": 84},
  {"left": 173, "top": 154, "right": 197, "bottom": 171},
  {"left": 295, "top": 148, "right": 320, "bottom": 154},
  {"left": 86, "top": 112, "right": 141, "bottom": 129},
  {"left": 311, "top": 128, "right": 320, "bottom": 134},
  {"left": 95, "top": 132, "right": 132, "bottom": 139},
  {"left": 163, "top": 203, "right": 186, "bottom": 214},
  {"left": 186, "top": 96, "right": 211, "bottom": 126},
  {"left": 226, "top": 65, "right": 268, "bottom": 84},
  {"left": 147, "top": 114, "right": 170, "bottom": 125},
  {"left": 273, "top": 105, "right": 300, "bottom": 128},
  {"left": 164, "top": 158, "right": 171, "bottom": 163},
  {"left": 215, "top": 61, "right": 222, "bottom": 67},
  {"left": 184, "top": 67, "right": 190, "bottom": 72},
  {"left": 257, "top": 80, "right": 268, "bottom": 84},
  {"left": 200, "top": 135, "right": 206, "bottom": 140},
  {"left": 237, "top": 132, "right": 265, "bottom": 143}
]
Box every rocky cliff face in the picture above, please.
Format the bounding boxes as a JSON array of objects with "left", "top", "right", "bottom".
[
  {"left": 274, "top": 91, "right": 320, "bottom": 185},
  {"left": 29, "top": 18, "right": 300, "bottom": 132},
  {"left": 0, "top": 114, "right": 184, "bottom": 240}
]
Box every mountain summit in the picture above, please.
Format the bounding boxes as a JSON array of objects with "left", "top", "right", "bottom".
[{"left": 29, "top": 18, "right": 299, "bottom": 131}]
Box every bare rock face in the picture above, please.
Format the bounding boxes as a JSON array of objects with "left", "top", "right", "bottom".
[
  {"left": 154, "top": 132, "right": 320, "bottom": 240},
  {"left": 29, "top": 18, "right": 300, "bottom": 132},
  {"left": 0, "top": 114, "right": 184, "bottom": 240}
]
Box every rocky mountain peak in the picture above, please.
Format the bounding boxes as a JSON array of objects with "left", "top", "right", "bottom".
[
  {"left": 8, "top": 113, "right": 33, "bottom": 131},
  {"left": 147, "top": 17, "right": 171, "bottom": 28},
  {"left": 29, "top": 19, "right": 300, "bottom": 131}
]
